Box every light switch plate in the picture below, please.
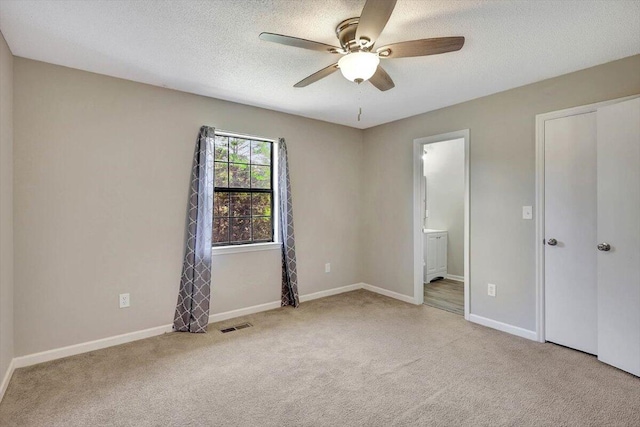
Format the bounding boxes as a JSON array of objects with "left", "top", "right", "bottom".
[
  {"left": 325, "top": 263, "right": 331, "bottom": 273},
  {"left": 522, "top": 206, "right": 533, "bottom": 220}
]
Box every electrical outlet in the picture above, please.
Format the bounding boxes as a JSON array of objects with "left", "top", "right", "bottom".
[
  {"left": 325, "top": 263, "right": 331, "bottom": 273},
  {"left": 119, "top": 293, "right": 130, "bottom": 308},
  {"left": 487, "top": 284, "right": 496, "bottom": 297},
  {"left": 522, "top": 206, "right": 533, "bottom": 220}
]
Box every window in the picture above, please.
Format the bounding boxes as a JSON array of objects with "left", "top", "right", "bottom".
[{"left": 212, "top": 133, "right": 274, "bottom": 246}]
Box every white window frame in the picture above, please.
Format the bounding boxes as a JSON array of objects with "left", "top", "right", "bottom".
[{"left": 211, "top": 130, "right": 281, "bottom": 256}]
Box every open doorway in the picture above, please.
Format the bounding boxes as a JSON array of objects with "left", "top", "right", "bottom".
[
  {"left": 422, "top": 138, "right": 465, "bottom": 314},
  {"left": 413, "top": 130, "right": 469, "bottom": 319}
]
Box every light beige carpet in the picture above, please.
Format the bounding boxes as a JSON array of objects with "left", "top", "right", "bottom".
[{"left": 1, "top": 290, "right": 639, "bottom": 426}]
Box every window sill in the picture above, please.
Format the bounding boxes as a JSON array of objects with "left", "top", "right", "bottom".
[{"left": 211, "top": 242, "right": 281, "bottom": 256}]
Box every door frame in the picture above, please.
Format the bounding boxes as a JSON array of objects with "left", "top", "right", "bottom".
[
  {"left": 413, "top": 129, "right": 470, "bottom": 319},
  {"left": 534, "top": 95, "right": 639, "bottom": 343}
]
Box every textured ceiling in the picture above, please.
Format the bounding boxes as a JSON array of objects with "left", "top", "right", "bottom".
[{"left": 1, "top": 0, "right": 639, "bottom": 129}]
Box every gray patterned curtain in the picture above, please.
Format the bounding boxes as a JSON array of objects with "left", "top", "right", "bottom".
[
  {"left": 279, "top": 138, "right": 300, "bottom": 307},
  {"left": 174, "top": 126, "right": 214, "bottom": 333}
]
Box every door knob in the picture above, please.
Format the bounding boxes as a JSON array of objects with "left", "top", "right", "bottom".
[
  {"left": 597, "top": 243, "right": 611, "bottom": 252},
  {"left": 547, "top": 238, "right": 558, "bottom": 246}
]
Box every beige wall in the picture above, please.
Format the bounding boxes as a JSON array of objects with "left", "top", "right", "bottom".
[
  {"left": 13, "top": 58, "right": 363, "bottom": 356},
  {"left": 10, "top": 51, "right": 640, "bottom": 357},
  {"left": 0, "top": 32, "right": 14, "bottom": 380},
  {"left": 424, "top": 138, "right": 465, "bottom": 277},
  {"left": 362, "top": 55, "right": 640, "bottom": 332}
]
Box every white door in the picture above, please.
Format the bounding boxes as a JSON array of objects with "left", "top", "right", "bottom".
[
  {"left": 596, "top": 98, "right": 640, "bottom": 376},
  {"left": 436, "top": 234, "right": 447, "bottom": 271},
  {"left": 544, "top": 113, "right": 598, "bottom": 355},
  {"left": 426, "top": 234, "right": 438, "bottom": 276}
]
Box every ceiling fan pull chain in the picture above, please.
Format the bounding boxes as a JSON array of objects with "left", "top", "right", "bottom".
[{"left": 357, "top": 84, "right": 363, "bottom": 122}]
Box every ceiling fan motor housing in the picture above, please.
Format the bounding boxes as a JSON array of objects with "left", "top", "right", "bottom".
[{"left": 336, "top": 18, "right": 370, "bottom": 52}]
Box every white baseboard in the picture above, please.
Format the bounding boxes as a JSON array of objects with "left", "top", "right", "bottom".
[
  {"left": 208, "top": 300, "right": 282, "bottom": 323},
  {"left": 10, "top": 283, "right": 365, "bottom": 374},
  {"left": 7, "top": 280, "right": 438, "bottom": 394},
  {"left": 209, "top": 283, "right": 363, "bottom": 324},
  {"left": 3, "top": 282, "right": 539, "bottom": 404},
  {"left": 447, "top": 274, "right": 465, "bottom": 282},
  {"left": 469, "top": 314, "right": 537, "bottom": 341},
  {"left": 0, "top": 359, "right": 15, "bottom": 403},
  {"left": 13, "top": 323, "right": 174, "bottom": 369},
  {"left": 300, "top": 283, "right": 362, "bottom": 302},
  {"left": 361, "top": 283, "right": 420, "bottom": 305}
]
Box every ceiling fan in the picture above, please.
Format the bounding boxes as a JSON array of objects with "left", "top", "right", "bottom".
[{"left": 259, "top": 0, "right": 465, "bottom": 91}]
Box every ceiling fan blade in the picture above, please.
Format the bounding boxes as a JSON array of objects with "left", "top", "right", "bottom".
[
  {"left": 294, "top": 63, "right": 339, "bottom": 88},
  {"left": 369, "top": 65, "right": 395, "bottom": 91},
  {"left": 259, "top": 32, "right": 341, "bottom": 53},
  {"left": 355, "top": 0, "right": 397, "bottom": 46},
  {"left": 377, "top": 37, "right": 465, "bottom": 59}
]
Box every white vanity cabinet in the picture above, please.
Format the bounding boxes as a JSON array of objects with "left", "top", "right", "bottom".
[{"left": 423, "top": 229, "right": 448, "bottom": 283}]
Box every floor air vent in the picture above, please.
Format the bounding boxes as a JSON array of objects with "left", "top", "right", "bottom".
[{"left": 220, "top": 323, "right": 253, "bottom": 333}]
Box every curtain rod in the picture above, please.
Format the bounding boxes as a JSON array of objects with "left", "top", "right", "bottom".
[{"left": 212, "top": 127, "right": 278, "bottom": 143}]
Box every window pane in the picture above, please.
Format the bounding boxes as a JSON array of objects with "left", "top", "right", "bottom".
[
  {"left": 252, "top": 193, "right": 271, "bottom": 216},
  {"left": 214, "top": 135, "right": 228, "bottom": 161},
  {"left": 251, "top": 140, "right": 271, "bottom": 165},
  {"left": 214, "top": 162, "right": 228, "bottom": 187},
  {"left": 214, "top": 192, "right": 229, "bottom": 217},
  {"left": 229, "top": 138, "right": 250, "bottom": 164},
  {"left": 213, "top": 218, "right": 229, "bottom": 244},
  {"left": 231, "top": 218, "right": 251, "bottom": 242},
  {"left": 229, "top": 163, "right": 250, "bottom": 188},
  {"left": 230, "top": 192, "right": 251, "bottom": 217},
  {"left": 253, "top": 217, "right": 272, "bottom": 241},
  {"left": 251, "top": 165, "right": 271, "bottom": 189},
  {"left": 212, "top": 135, "right": 274, "bottom": 247}
]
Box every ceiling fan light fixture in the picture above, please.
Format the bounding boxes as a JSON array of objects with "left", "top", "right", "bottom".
[
  {"left": 261, "top": 0, "right": 464, "bottom": 91},
  {"left": 338, "top": 52, "right": 380, "bottom": 83}
]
